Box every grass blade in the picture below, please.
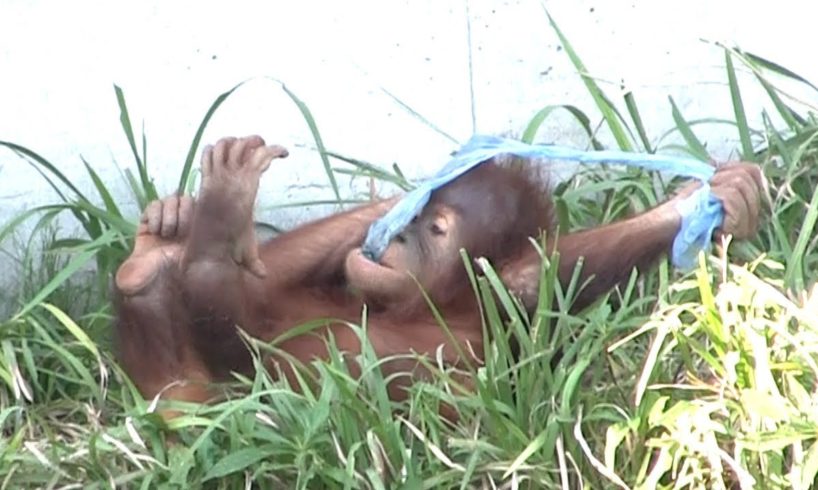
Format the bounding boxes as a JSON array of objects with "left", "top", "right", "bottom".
[
  {"left": 545, "top": 10, "right": 634, "bottom": 151},
  {"left": 325, "top": 151, "right": 414, "bottom": 191},
  {"left": 11, "top": 229, "right": 117, "bottom": 319},
  {"left": 380, "top": 87, "right": 459, "bottom": 144},
  {"left": 82, "top": 156, "right": 123, "bottom": 218},
  {"left": 282, "top": 84, "right": 342, "bottom": 203},
  {"left": 668, "top": 96, "right": 709, "bottom": 161},
  {"left": 754, "top": 75, "right": 804, "bottom": 132},
  {"left": 522, "top": 104, "right": 604, "bottom": 149},
  {"left": 784, "top": 179, "right": 818, "bottom": 291},
  {"left": 114, "top": 84, "right": 158, "bottom": 203},
  {"left": 623, "top": 91, "right": 653, "bottom": 153},
  {"left": 725, "top": 50, "right": 755, "bottom": 160},
  {"left": 0, "top": 141, "right": 89, "bottom": 202},
  {"left": 744, "top": 51, "right": 818, "bottom": 93},
  {"left": 177, "top": 81, "right": 247, "bottom": 193},
  {"left": 0, "top": 205, "right": 67, "bottom": 245},
  {"left": 40, "top": 303, "right": 102, "bottom": 360}
]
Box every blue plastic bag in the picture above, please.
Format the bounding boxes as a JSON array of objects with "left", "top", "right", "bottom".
[{"left": 362, "top": 135, "right": 723, "bottom": 269}]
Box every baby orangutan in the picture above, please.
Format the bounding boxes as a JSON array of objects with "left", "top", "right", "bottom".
[{"left": 113, "top": 135, "right": 764, "bottom": 416}]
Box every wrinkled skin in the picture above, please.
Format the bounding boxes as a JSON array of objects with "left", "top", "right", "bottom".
[{"left": 113, "top": 135, "right": 765, "bottom": 418}]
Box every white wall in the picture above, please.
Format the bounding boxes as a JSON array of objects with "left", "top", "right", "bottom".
[{"left": 1, "top": 0, "right": 816, "bottom": 235}]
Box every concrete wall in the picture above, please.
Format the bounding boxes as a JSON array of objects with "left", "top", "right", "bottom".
[{"left": 1, "top": 0, "right": 816, "bottom": 234}]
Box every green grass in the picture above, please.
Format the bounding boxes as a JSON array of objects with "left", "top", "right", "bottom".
[{"left": 2, "top": 20, "right": 818, "bottom": 489}]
